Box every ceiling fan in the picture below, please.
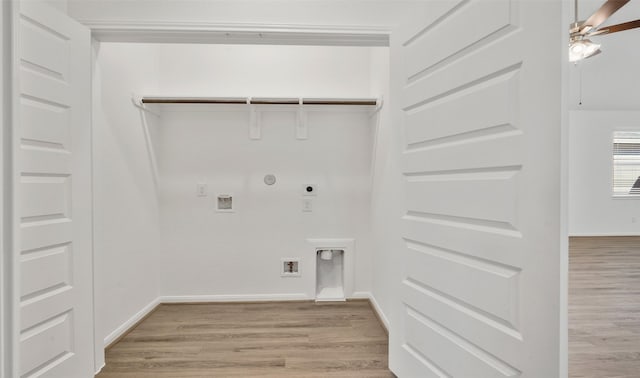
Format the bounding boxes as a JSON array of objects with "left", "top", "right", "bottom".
[{"left": 569, "top": 0, "right": 640, "bottom": 62}]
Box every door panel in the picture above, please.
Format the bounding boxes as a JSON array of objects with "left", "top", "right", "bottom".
[
  {"left": 14, "top": 2, "right": 92, "bottom": 377},
  {"left": 403, "top": 0, "right": 512, "bottom": 80},
  {"left": 391, "top": 1, "right": 561, "bottom": 377}
]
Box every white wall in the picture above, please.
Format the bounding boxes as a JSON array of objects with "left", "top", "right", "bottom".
[
  {"left": 569, "top": 111, "right": 640, "bottom": 235},
  {"left": 156, "top": 44, "right": 377, "bottom": 98},
  {"left": 157, "top": 109, "right": 374, "bottom": 299},
  {"left": 153, "top": 44, "right": 378, "bottom": 300},
  {"left": 92, "top": 42, "right": 162, "bottom": 361}
]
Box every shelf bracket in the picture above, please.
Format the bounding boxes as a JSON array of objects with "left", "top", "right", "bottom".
[
  {"left": 296, "top": 98, "right": 308, "bottom": 140},
  {"left": 131, "top": 93, "right": 160, "bottom": 117},
  {"left": 248, "top": 98, "right": 262, "bottom": 140}
]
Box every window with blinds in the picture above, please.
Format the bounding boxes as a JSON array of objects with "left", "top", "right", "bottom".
[{"left": 613, "top": 131, "right": 640, "bottom": 197}]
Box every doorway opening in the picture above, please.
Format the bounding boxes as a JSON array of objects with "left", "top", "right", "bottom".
[{"left": 90, "top": 28, "right": 391, "bottom": 374}]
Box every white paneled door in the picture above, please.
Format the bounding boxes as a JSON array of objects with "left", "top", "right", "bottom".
[
  {"left": 390, "top": 1, "right": 562, "bottom": 377},
  {"left": 12, "top": 2, "right": 93, "bottom": 377}
]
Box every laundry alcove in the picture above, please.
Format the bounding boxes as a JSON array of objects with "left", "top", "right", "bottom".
[{"left": 92, "top": 41, "right": 390, "bottom": 347}]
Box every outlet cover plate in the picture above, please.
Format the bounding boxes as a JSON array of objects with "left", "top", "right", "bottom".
[
  {"left": 302, "top": 198, "right": 313, "bottom": 212},
  {"left": 196, "top": 183, "right": 208, "bottom": 197},
  {"left": 281, "top": 258, "right": 301, "bottom": 277}
]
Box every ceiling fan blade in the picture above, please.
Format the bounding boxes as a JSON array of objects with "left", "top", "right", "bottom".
[
  {"left": 606, "top": 18, "right": 640, "bottom": 34},
  {"left": 582, "top": 0, "right": 630, "bottom": 32},
  {"left": 590, "top": 19, "right": 640, "bottom": 36}
]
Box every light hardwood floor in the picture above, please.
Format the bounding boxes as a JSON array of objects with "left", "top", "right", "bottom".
[
  {"left": 569, "top": 236, "right": 640, "bottom": 378},
  {"left": 96, "top": 300, "right": 393, "bottom": 377}
]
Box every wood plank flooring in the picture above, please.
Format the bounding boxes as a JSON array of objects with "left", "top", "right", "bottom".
[
  {"left": 569, "top": 236, "right": 640, "bottom": 378},
  {"left": 96, "top": 300, "right": 393, "bottom": 377}
]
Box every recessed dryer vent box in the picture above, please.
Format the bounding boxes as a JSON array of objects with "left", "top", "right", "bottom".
[{"left": 217, "top": 194, "right": 234, "bottom": 212}]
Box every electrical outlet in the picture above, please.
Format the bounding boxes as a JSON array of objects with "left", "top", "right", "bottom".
[
  {"left": 302, "top": 198, "right": 313, "bottom": 212},
  {"left": 196, "top": 183, "right": 208, "bottom": 197}
]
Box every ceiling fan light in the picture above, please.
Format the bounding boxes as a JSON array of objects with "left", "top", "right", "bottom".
[
  {"left": 569, "top": 39, "right": 601, "bottom": 62},
  {"left": 570, "top": 43, "right": 585, "bottom": 54}
]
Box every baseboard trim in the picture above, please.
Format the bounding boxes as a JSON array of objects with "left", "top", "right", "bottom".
[
  {"left": 159, "top": 293, "right": 310, "bottom": 303},
  {"left": 94, "top": 362, "right": 105, "bottom": 376},
  {"left": 350, "top": 291, "right": 390, "bottom": 334},
  {"left": 103, "top": 297, "right": 161, "bottom": 349},
  {"left": 368, "top": 294, "right": 390, "bottom": 334},
  {"left": 569, "top": 232, "right": 640, "bottom": 237}
]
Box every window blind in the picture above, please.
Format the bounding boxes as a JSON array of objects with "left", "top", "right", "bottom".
[{"left": 613, "top": 131, "right": 640, "bottom": 197}]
